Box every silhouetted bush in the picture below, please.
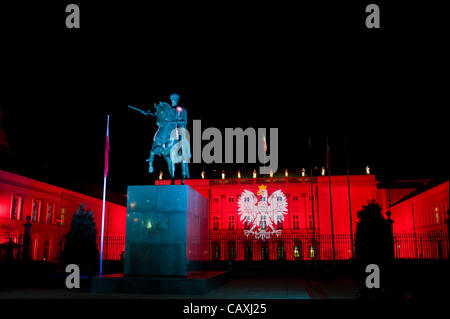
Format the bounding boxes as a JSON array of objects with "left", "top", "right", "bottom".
[
  {"left": 354, "top": 200, "right": 394, "bottom": 298},
  {"left": 62, "top": 204, "right": 99, "bottom": 276}
]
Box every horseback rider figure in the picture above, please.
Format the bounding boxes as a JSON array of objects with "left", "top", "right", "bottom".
[{"left": 128, "top": 93, "right": 190, "bottom": 185}]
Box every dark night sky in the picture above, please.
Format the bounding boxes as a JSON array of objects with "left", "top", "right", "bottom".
[{"left": 1, "top": 1, "right": 448, "bottom": 199}]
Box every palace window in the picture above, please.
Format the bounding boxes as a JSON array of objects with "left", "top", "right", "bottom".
[
  {"left": 10, "top": 195, "right": 23, "bottom": 220},
  {"left": 32, "top": 199, "right": 41, "bottom": 222},
  {"left": 43, "top": 240, "right": 51, "bottom": 261},
  {"left": 214, "top": 245, "right": 221, "bottom": 260},
  {"left": 293, "top": 215, "right": 299, "bottom": 229},
  {"left": 277, "top": 243, "right": 285, "bottom": 260},
  {"left": 228, "top": 216, "right": 235, "bottom": 230},
  {"left": 309, "top": 245, "right": 315, "bottom": 259},
  {"left": 213, "top": 216, "right": 219, "bottom": 230},
  {"left": 308, "top": 213, "right": 313, "bottom": 229},
  {"left": 292, "top": 195, "right": 299, "bottom": 201},
  {"left": 46, "top": 203, "right": 55, "bottom": 224},
  {"left": 277, "top": 215, "right": 283, "bottom": 230},
  {"left": 244, "top": 216, "right": 251, "bottom": 230},
  {"left": 228, "top": 197, "right": 234, "bottom": 203},
  {"left": 212, "top": 241, "right": 221, "bottom": 260},
  {"left": 213, "top": 197, "right": 219, "bottom": 204},
  {"left": 229, "top": 241, "right": 236, "bottom": 260},
  {"left": 435, "top": 207, "right": 440, "bottom": 224},
  {"left": 261, "top": 244, "right": 269, "bottom": 261},
  {"left": 293, "top": 245, "right": 301, "bottom": 259}
]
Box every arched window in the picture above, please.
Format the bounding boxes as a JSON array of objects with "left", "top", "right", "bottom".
[
  {"left": 215, "top": 246, "right": 221, "bottom": 260},
  {"left": 309, "top": 243, "right": 316, "bottom": 259},
  {"left": 43, "top": 239, "right": 51, "bottom": 261},
  {"left": 10, "top": 195, "right": 23, "bottom": 220},
  {"left": 277, "top": 216, "right": 283, "bottom": 230},
  {"left": 292, "top": 215, "right": 300, "bottom": 229},
  {"left": 293, "top": 241, "right": 302, "bottom": 259},
  {"left": 46, "top": 203, "right": 55, "bottom": 224},
  {"left": 212, "top": 241, "right": 220, "bottom": 260},
  {"left": 213, "top": 216, "right": 219, "bottom": 230},
  {"left": 228, "top": 241, "right": 236, "bottom": 260},
  {"left": 277, "top": 241, "right": 285, "bottom": 260},
  {"left": 228, "top": 216, "right": 235, "bottom": 230},
  {"left": 32, "top": 199, "right": 41, "bottom": 223},
  {"left": 244, "top": 216, "right": 251, "bottom": 230},
  {"left": 307, "top": 213, "right": 313, "bottom": 229}
]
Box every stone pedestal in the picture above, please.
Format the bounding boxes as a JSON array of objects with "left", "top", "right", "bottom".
[
  {"left": 91, "top": 185, "right": 227, "bottom": 294},
  {"left": 125, "top": 185, "right": 209, "bottom": 277}
]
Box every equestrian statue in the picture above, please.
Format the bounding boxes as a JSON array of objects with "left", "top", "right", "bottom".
[{"left": 128, "top": 93, "right": 191, "bottom": 184}]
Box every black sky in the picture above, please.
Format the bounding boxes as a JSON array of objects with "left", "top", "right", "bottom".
[{"left": 1, "top": 1, "right": 448, "bottom": 198}]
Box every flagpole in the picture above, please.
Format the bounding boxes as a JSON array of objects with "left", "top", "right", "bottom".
[
  {"left": 327, "top": 137, "right": 336, "bottom": 269},
  {"left": 263, "top": 134, "right": 267, "bottom": 172},
  {"left": 309, "top": 137, "right": 316, "bottom": 260},
  {"left": 100, "top": 115, "right": 110, "bottom": 276},
  {"left": 345, "top": 137, "right": 354, "bottom": 258}
]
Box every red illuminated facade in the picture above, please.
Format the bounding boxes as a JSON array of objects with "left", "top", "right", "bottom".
[
  {"left": 1, "top": 169, "right": 448, "bottom": 263},
  {"left": 157, "top": 175, "right": 449, "bottom": 261},
  {"left": 0, "top": 170, "right": 126, "bottom": 262},
  {"left": 383, "top": 181, "right": 448, "bottom": 234}
]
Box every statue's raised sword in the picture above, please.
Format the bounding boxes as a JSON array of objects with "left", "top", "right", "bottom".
[{"left": 128, "top": 105, "right": 155, "bottom": 116}]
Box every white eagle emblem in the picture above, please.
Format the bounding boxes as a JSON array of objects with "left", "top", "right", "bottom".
[{"left": 238, "top": 185, "right": 288, "bottom": 240}]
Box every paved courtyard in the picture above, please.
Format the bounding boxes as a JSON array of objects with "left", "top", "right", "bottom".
[{"left": 0, "top": 277, "right": 358, "bottom": 299}]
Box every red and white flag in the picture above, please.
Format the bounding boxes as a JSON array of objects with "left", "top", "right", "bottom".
[
  {"left": 104, "top": 115, "right": 110, "bottom": 178},
  {"left": 100, "top": 115, "right": 110, "bottom": 276}
]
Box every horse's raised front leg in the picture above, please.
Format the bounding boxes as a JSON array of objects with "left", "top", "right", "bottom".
[{"left": 147, "top": 150, "right": 155, "bottom": 173}]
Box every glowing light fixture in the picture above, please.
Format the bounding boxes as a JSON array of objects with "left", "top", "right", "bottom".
[
  {"left": 222, "top": 170, "right": 225, "bottom": 179},
  {"left": 270, "top": 170, "right": 273, "bottom": 178},
  {"left": 201, "top": 171, "right": 205, "bottom": 179},
  {"left": 301, "top": 168, "right": 306, "bottom": 177},
  {"left": 365, "top": 165, "right": 370, "bottom": 174},
  {"left": 253, "top": 169, "right": 257, "bottom": 178},
  {"left": 159, "top": 171, "right": 163, "bottom": 180},
  {"left": 237, "top": 170, "right": 241, "bottom": 179},
  {"left": 321, "top": 167, "right": 326, "bottom": 176},
  {"left": 285, "top": 169, "right": 288, "bottom": 177}
]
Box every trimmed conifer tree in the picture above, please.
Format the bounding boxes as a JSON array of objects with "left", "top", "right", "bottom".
[{"left": 62, "top": 204, "right": 99, "bottom": 276}]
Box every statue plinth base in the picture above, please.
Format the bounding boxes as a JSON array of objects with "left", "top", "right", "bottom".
[
  {"left": 92, "top": 185, "right": 227, "bottom": 294},
  {"left": 125, "top": 185, "right": 209, "bottom": 276},
  {"left": 91, "top": 271, "right": 228, "bottom": 294}
]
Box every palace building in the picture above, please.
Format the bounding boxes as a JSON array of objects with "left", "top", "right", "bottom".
[
  {"left": 156, "top": 172, "right": 449, "bottom": 261},
  {"left": 0, "top": 169, "right": 448, "bottom": 263},
  {"left": 0, "top": 170, "right": 126, "bottom": 262}
]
